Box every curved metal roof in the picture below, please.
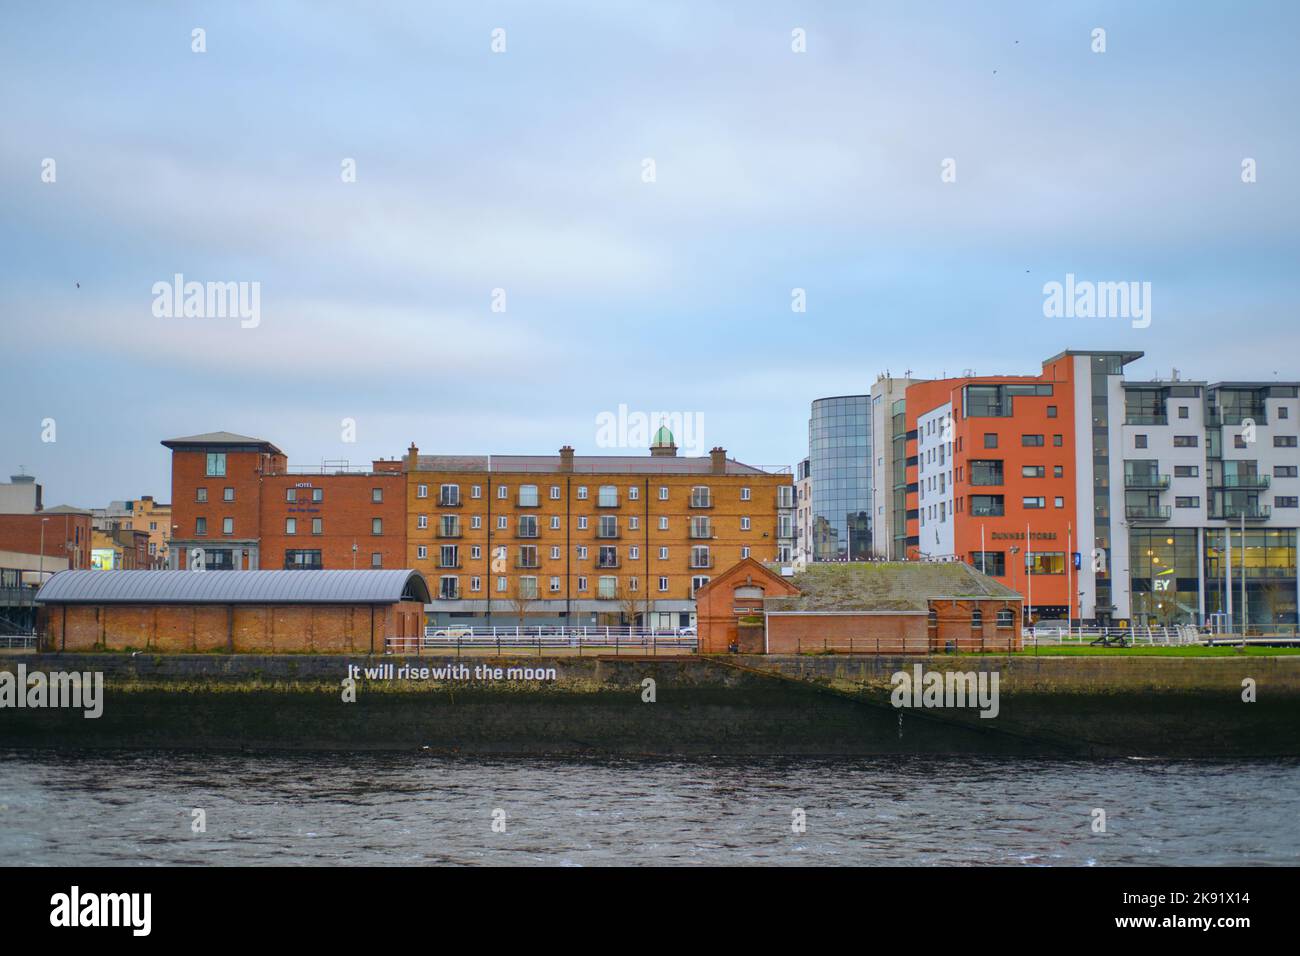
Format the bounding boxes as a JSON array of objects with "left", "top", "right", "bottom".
[{"left": 36, "top": 569, "right": 430, "bottom": 605}]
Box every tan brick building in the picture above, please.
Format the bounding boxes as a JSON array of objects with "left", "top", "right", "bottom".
[{"left": 406, "top": 430, "right": 791, "bottom": 630}]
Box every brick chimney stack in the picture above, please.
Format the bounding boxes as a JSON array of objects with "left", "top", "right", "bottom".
[
  {"left": 407, "top": 443, "right": 419, "bottom": 469},
  {"left": 559, "top": 445, "right": 575, "bottom": 473},
  {"left": 710, "top": 447, "right": 727, "bottom": 475}
]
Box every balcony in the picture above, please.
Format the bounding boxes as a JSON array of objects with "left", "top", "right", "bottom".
[
  {"left": 596, "top": 558, "right": 620, "bottom": 569},
  {"left": 516, "top": 495, "right": 540, "bottom": 508},
  {"left": 515, "top": 528, "right": 540, "bottom": 539},
  {"left": 689, "top": 494, "right": 713, "bottom": 509},
  {"left": 1206, "top": 409, "right": 1267, "bottom": 427},
  {"left": 595, "top": 529, "right": 620, "bottom": 539},
  {"left": 690, "top": 557, "right": 714, "bottom": 570},
  {"left": 438, "top": 495, "right": 461, "bottom": 508},
  {"left": 1125, "top": 505, "right": 1172, "bottom": 522},
  {"left": 688, "top": 527, "right": 714, "bottom": 540},
  {"left": 1212, "top": 505, "right": 1272, "bottom": 521},
  {"left": 438, "top": 586, "right": 460, "bottom": 600},
  {"left": 1216, "top": 474, "right": 1270, "bottom": 490},
  {"left": 437, "top": 528, "right": 462, "bottom": 539},
  {"left": 516, "top": 559, "right": 541, "bottom": 570},
  {"left": 596, "top": 494, "right": 620, "bottom": 509},
  {"left": 1124, "top": 474, "right": 1171, "bottom": 490},
  {"left": 1124, "top": 414, "right": 1168, "bottom": 426}
]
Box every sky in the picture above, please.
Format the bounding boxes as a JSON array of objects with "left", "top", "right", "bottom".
[{"left": 2, "top": 1, "right": 1298, "bottom": 507}]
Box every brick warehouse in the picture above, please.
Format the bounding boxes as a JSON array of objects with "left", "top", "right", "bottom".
[
  {"left": 36, "top": 569, "right": 430, "bottom": 653},
  {"left": 696, "top": 560, "right": 1023, "bottom": 654}
]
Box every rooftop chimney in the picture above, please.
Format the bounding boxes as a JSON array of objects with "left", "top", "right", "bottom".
[
  {"left": 406, "top": 443, "right": 419, "bottom": 469},
  {"left": 559, "top": 445, "right": 575, "bottom": 473},
  {"left": 710, "top": 447, "right": 727, "bottom": 475}
]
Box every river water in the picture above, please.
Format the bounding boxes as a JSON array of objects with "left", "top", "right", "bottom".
[{"left": 1, "top": 750, "right": 1296, "bottom": 866}]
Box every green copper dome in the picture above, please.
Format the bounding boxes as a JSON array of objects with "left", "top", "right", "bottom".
[{"left": 652, "top": 424, "right": 675, "bottom": 446}]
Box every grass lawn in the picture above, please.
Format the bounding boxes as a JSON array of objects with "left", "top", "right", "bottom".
[{"left": 1008, "top": 644, "right": 1300, "bottom": 657}]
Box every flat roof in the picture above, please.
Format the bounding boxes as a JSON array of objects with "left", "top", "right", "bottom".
[{"left": 36, "top": 569, "right": 430, "bottom": 605}]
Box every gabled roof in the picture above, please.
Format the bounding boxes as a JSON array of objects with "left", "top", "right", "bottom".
[
  {"left": 765, "top": 561, "right": 1021, "bottom": 613},
  {"left": 694, "top": 557, "right": 800, "bottom": 600},
  {"left": 36, "top": 569, "right": 430, "bottom": 605},
  {"left": 161, "top": 432, "right": 284, "bottom": 454}
]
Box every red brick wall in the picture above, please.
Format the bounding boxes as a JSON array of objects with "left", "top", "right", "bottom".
[
  {"left": 929, "top": 598, "right": 1024, "bottom": 651},
  {"left": 171, "top": 449, "right": 274, "bottom": 566},
  {"left": 0, "top": 513, "right": 93, "bottom": 569},
  {"left": 260, "top": 473, "right": 406, "bottom": 570},
  {"left": 47, "top": 601, "right": 418, "bottom": 653},
  {"left": 766, "top": 613, "right": 930, "bottom": 654}
]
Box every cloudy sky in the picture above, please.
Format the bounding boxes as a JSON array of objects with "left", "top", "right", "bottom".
[{"left": 2, "top": 1, "right": 1297, "bottom": 507}]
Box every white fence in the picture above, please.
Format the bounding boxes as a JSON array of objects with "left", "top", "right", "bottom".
[{"left": 1023, "top": 624, "right": 1200, "bottom": 646}]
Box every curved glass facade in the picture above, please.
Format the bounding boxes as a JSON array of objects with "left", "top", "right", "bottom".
[{"left": 809, "top": 395, "right": 873, "bottom": 561}]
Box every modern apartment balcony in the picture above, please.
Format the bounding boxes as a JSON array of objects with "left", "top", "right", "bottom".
[
  {"left": 1212, "top": 505, "right": 1272, "bottom": 521},
  {"left": 595, "top": 530, "right": 620, "bottom": 539},
  {"left": 1215, "top": 475, "right": 1270, "bottom": 490},
  {"left": 596, "top": 558, "right": 620, "bottom": 569},
  {"left": 1124, "top": 474, "right": 1170, "bottom": 490},
  {"left": 688, "top": 528, "right": 715, "bottom": 540},
  {"left": 1206, "top": 409, "right": 1267, "bottom": 427},
  {"left": 1124, "top": 414, "right": 1168, "bottom": 426},
  {"left": 515, "top": 529, "right": 540, "bottom": 539},
  {"left": 1125, "top": 505, "right": 1172, "bottom": 522},
  {"left": 437, "top": 587, "right": 460, "bottom": 600}
]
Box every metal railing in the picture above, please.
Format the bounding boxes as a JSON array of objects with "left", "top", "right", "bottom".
[
  {"left": 1024, "top": 624, "right": 1200, "bottom": 646},
  {"left": 0, "top": 634, "right": 39, "bottom": 649},
  {"left": 386, "top": 626, "right": 698, "bottom": 656}
]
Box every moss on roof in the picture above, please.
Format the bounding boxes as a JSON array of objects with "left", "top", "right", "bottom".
[{"left": 766, "top": 561, "right": 1022, "bottom": 613}]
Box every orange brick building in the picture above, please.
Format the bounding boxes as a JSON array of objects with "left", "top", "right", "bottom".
[
  {"left": 37, "top": 569, "right": 429, "bottom": 653},
  {"left": 906, "top": 355, "right": 1080, "bottom": 621},
  {"left": 163, "top": 432, "right": 406, "bottom": 572}
]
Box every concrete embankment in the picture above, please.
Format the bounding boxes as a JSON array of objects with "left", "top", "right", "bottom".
[{"left": 1, "top": 653, "right": 1295, "bottom": 756}]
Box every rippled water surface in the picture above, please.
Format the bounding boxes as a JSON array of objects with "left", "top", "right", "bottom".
[{"left": 1, "top": 750, "right": 1296, "bottom": 866}]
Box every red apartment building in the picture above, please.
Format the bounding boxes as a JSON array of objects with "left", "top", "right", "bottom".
[
  {"left": 164, "top": 432, "right": 406, "bottom": 571},
  {"left": 905, "top": 353, "right": 1082, "bottom": 622}
]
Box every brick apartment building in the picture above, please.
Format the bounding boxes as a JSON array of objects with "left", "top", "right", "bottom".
[
  {"left": 902, "top": 349, "right": 1300, "bottom": 628},
  {"left": 406, "top": 428, "right": 791, "bottom": 630},
  {"left": 163, "top": 432, "right": 406, "bottom": 572}
]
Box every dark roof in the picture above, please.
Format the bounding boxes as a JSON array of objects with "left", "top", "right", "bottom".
[
  {"left": 36, "top": 569, "right": 430, "bottom": 605},
  {"left": 766, "top": 562, "right": 1021, "bottom": 613},
  {"left": 411, "top": 454, "right": 772, "bottom": 476},
  {"left": 161, "top": 432, "right": 284, "bottom": 454}
]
